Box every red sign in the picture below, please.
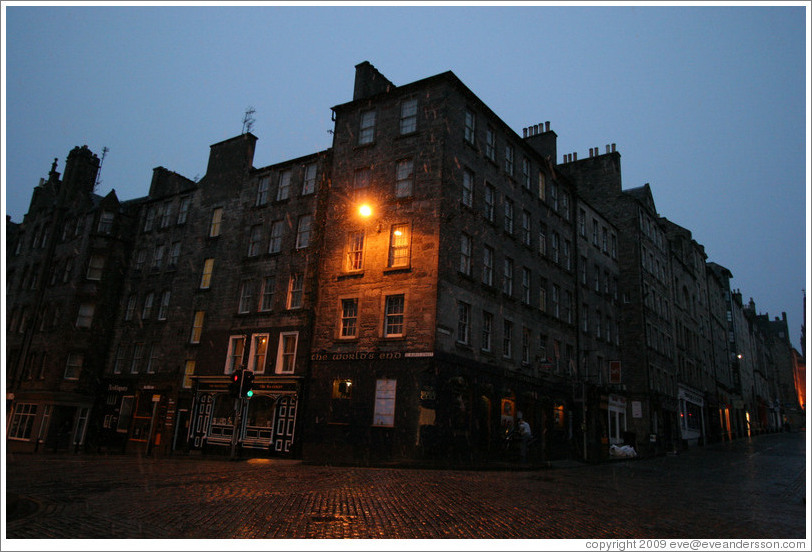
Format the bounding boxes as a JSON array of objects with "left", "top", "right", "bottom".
[{"left": 609, "top": 361, "right": 622, "bottom": 384}]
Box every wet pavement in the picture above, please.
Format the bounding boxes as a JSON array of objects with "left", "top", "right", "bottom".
[{"left": 3, "top": 430, "right": 808, "bottom": 540}]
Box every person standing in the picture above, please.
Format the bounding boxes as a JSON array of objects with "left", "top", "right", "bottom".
[{"left": 517, "top": 415, "right": 532, "bottom": 463}]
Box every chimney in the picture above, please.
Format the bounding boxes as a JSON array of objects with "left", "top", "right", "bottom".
[{"left": 353, "top": 61, "right": 395, "bottom": 101}]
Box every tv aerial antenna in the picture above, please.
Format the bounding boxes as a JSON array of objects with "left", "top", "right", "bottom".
[
  {"left": 242, "top": 107, "right": 256, "bottom": 134},
  {"left": 95, "top": 146, "right": 109, "bottom": 188}
]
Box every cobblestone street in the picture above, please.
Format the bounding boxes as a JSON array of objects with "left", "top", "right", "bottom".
[{"left": 4, "top": 430, "right": 808, "bottom": 541}]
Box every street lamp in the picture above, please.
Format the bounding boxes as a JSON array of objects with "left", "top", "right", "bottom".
[{"left": 359, "top": 204, "right": 372, "bottom": 218}]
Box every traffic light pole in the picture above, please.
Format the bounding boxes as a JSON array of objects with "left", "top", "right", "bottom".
[{"left": 230, "top": 397, "right": 243, "bottom": 460}]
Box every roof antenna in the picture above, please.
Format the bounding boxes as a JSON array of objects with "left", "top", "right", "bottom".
[
  {"left": 242, "top": 106, "right": 256, "bottom": 134},
  {"left": 95, "top": 146, "right": 109, "bottom": 188}
]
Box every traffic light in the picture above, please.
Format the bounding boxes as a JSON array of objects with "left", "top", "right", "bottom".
[
  {"left": 229, "top": 369, "right": 242, "bottom": 398},
  {"left": 241, "top": 370, "right": 255, "bottom": 399}
]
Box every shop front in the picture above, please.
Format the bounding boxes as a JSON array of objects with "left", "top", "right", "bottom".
[{"left": 189, "top": 375, "right": 303, "bottom": 456}]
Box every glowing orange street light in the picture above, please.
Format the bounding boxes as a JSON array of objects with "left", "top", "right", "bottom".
[{"left": 359, "top": 204, "right": 372, "bottom": 218}]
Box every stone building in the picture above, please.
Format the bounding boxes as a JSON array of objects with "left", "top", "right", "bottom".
[
  {"left": 304, "top": 62, "right": 592, "bottom": 465},
  {"left": 99, "top": 133, "right": 330, "bottom": 457},
  {"left": 7, "top": 61, "right": 802, "bottom": 464},
  {"left": 661, "top": 218, "right": 715, "bottom": 447},
  {"left": 705, "top": 262, "right": 736, "bottom": 441},
  {"left": 6, "top": 146, "right": 135, "bottom": 453}
]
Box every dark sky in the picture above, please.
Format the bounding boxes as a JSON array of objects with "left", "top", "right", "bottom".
[{"left": 3, "top": 3, "right": 808, "bottom": 348}]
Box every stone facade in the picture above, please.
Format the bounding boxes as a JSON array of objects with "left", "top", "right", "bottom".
[{"left": 6, "top": 61, "right": 804, "bottom": 463}]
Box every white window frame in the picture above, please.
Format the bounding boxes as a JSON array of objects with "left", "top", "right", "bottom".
[
  {"left": 388, "top": 224, "right": 410, "bottom": 268},
  {"left": 340, "top": 298, "right": 359, "bottom": 339},
  {"left": 257, "top": 175, "right": 270, "bottom": 205},
  {"left": 248, "top": 333, "right": 269, "bottom": 374},
  {"left": 260, "top": 276, "right": 276, "bottom": 311},
  {"left": 395, "top": 159, "right": 413, "bottom": 198},
  {"left": 276, "top": 332, "right": 299, "bottom": 374},
  {"left": 384, "top": 294, "right": 405, "bottom": 338},
  {"left": 457, "top": 301, "right": 471, "bottom": 345},
  {"left": 225, "top": 335, "right": 246, "bottom": 374},
  {"left": 76, "top": 303, "right": 95, "bottom": 329}
]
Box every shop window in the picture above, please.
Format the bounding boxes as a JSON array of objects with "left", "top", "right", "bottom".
[{"left": 330, "top": 379, "right": 353, "bottom": 425}]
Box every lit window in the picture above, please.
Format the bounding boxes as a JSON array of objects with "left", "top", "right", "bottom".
[
  {"left": 341, "top": 298, "right": 359, "bottom": 338},
  {"left": 287, "top": 273, "right": 303, "bottom": 309},
  {"left": 183, "top": 361, "right": 195, "bottom": 389},
  {"left": 249, "top": 334, "right": 269, "bottom": 373},
  {"left": 209, "top": 208, "right": 223, "bottom": 237},
  {"left": 384, "top": 295, "right": 405, "bottom": 337},
  {"left": 276, "top": 332, "right": 298, "bottom": 374},
  {"left": 388, "top": 224, "right": 410, "bottom": 267},
  {"left": 190, "top": 311, "right": 205, "bottom": 344},
  {"left": 200, "top": 258, "right": 214, "bottom": 289}
]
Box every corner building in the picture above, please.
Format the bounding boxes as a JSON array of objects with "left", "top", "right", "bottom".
[{"left": 305, "top": 63, "right": 596, "bottom": 465}]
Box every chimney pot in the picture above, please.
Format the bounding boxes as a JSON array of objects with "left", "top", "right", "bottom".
[
  {"left": 573, "top": 152, "right": 578, "bottom": 161},
  {"left": 612, "top": 143, "right": 616, "bottom": 152},
  {"left": 523, "top": 128, "right": 528, "bottom": 138},
  {"left": 545, "top": 121, "right": 550, "bottom": 132},
  {"left": 533, "top": 124, "right": 539, "bottom": 135}
]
